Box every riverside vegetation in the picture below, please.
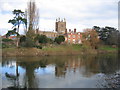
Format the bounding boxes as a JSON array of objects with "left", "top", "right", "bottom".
[
  {"left": 2, "top": 43, "right": 118, "bottom": 57},
  {"left": 1, "top": 0, "right": 120, "bottom": 89},
  {"left": 1, "top": 1, "right": 120, "bottom": 57}
]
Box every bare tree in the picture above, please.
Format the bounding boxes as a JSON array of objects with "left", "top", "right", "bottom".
[
  {"left": 27, "top": 0, "right": 39, "bottom": 32},
  {"left": 82, "top": 29, "right": 100, "bottom": 49},
  {"left": 24, "top": 9, "right": 28, "bottom": 35},
  {"left": 22, "top": 0, "right": 39, "bottom": 47}
]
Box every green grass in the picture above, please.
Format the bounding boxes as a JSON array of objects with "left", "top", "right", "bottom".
[
  {"left": 42, "top": 44, "right": 82, "bottom": 52},
  {"left": 99, "top": 45, "right": 118, "bottom": 51},
  {"left": 2, "top": 44, "right": 118, "bottom": 57}
]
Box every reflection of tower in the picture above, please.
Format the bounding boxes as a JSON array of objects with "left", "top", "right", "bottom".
[
  {"left": 55, "top": 18, "right": 66, "bottom": 34},
  {"left": 55, "top": 66, "right": 66, "bottom": 77}
]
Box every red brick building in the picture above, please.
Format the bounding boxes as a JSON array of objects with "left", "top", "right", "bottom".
[
  {"left": 65, "top": 29, "right": 82, "bottom": 44},
  {"left": 2, "top": 35, "right": 17, "bottom": 40}
]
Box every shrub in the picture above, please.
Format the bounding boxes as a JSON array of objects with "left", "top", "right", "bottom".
[
  {"left": 54, "top": 35, "right": 65, "bottom": 44},
  {"left": 38, "top": 35, "right": 48, "bottom": 44},
  {"left": 2, "top": 43, "right": 9, "bottom": 48},
  {"left": 47, "top": 38, "right": 54, "bottom": 44},
  {"left": 34, "top": 45, "right": 42, "bottom": 49},
  {"left": 24, "top": 37, "right": 35, "bottom": 47},
  {"left": 35, "top": 34, "right": 52, "bottom": 44},
  {"left": 19, "top": 35, "right": 26, "bottom": 43},
  {"left": 2, "top": 38, "right": 13, "bottom": 42}
]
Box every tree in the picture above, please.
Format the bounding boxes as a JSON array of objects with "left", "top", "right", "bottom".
[
  {"left": 93, "top": 26, "right": 119, "bottom": 45},
  {"left": 8, "top": 9, "right": 27, "bottom": 47},
  {"left": 118, "top": 32, "right": 120, "bottom": 53},
  {"left": 23, "top": 0, "right": 39, "bottom": 47},
  {"left": 8, "top": 9, "right": 27, "bottom": 33},
  {"left": 6, "top": 28, "right": 19, "bottom": 38},
  {"left": 27, "top": 0, "right": 39, "bottom": 31},
  {"left": 39, "top": 35, "right": 48, "bottom": 44},
  {"left": 82, "top": 29, "right": 100, "bottom": 49},
  {"left": 54, "top": 35, "right": 65, "bottom": 44},
  {"left": 36, "top": 35, "right": 48, "bottom": 44},
  {"left": 19, "top": 35, "right": 26, "bottom": 47}
]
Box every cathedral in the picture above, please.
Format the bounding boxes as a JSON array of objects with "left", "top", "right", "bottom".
[
  {"left": 36, "top": 18, "right": 66, "bottom": 39},
  {"left": 36, "top": 18, "right": 82, "bottom": 44}
]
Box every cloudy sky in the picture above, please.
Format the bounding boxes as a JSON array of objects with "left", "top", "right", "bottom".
[{"left": 0, "top": 0, "right": 119, "bottom": 35}]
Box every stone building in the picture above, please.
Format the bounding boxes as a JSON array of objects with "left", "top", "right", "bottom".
[
  {"left": 37, "top": 30, "right": 58, "bottom": 39},
  {"left": 36, "top": 18, "right": 67, "bottom": 39},
  {"left": 55, "top": 18, "right": 66, "bottom": 34},
  {"left": 36, "top": 18, "right": 82, "bottom": 44}
]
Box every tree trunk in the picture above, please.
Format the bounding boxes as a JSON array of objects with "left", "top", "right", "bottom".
[
  {"left": 16, "top": 37, "right": 19, "bottom": 47},
  {"left": 16, "top": 63, "right": 19, "bottom": 77}
]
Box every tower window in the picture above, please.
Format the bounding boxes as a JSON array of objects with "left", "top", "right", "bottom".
[{"left": 61, "top": 24, "right": 64, "bottom": 27}]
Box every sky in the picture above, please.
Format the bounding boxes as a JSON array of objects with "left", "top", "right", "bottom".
[{"left": 0, "top": 0, "right": 119, "bottom": 35}]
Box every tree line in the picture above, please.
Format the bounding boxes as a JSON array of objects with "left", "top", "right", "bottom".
[
  {"left": 2, "top": 0, "right": 119, "bottom": 50},
  {"left": 3, "top": 0, "right": 65, "bottom": 49},
  {"left": 81, "top": 26, "right": 119, "bottom": 49}
]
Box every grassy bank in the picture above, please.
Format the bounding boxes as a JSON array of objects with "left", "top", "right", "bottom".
[
  {"left": 98, "top": 45, "right": 118, "bottom": 53},
  {"left": 1, "top": 44, "right": 118, "bottom": 57}
]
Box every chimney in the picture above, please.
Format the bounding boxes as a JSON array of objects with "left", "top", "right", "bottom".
[
  {"left": 69, "top": 29, "right": 71, "bottom": 32},
  {"left": 74, "top": 28, "right": 76, "bottom": 33},
  {"left": 65, "top": 29, "right": 67, "bottom": 34}
]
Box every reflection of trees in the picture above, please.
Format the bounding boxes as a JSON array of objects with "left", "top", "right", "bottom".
[
  {"left": 5, "top": 72, "right": 19, "bottom": 89},
  {"left": 39, "top": 59, "right": 47, "bottom": 68},
  {"left": 3, "top": 57, "right": 49, "bottom": 88},
  {"left": 19, "top": 61, "right": 40, "bottom": 88},
  {"left": 98, "top": 54, "right": 119, "bottom": 74},
  {"left": 96, "top": 54, "right": 120, "bottom": 88},
  {"left": 79, "top": 54, "right": 119, "bottom": 77},
  {"left": 79, "top": 55, "right": 99, "bottom": 77},
  {"left": 2, "top": 54, "right": 120, "bottom": 88},
  {"left": 55, "top": 60, "right": 66, "bottom": 77},
  {"left": 4, "top": 60, "right": 20, "bottom": 89}
]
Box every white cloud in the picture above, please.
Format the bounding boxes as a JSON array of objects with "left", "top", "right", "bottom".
[
  {"left": 1, "top": 3, "right": 13, "bottom": 11},
  {"left": 0, "top": 0, "right": 119, "bottom": 35}
]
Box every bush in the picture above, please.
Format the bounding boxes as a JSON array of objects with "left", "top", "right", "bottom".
[
  {"left": 34, "top": 45, "right": 42, "bottom": 49},
  {"left": 19, "top": 35, "right": 26, "bottom": 43},
  {"left": 81, "top": 45, "right": 90, "bottom": 52},
  {"left": 2, "top": 38, "right": 13, "bottom": 42},
  {"left": 38, "top": 35, "right": 48, "bottom": 44},
  {"left": 24, "top": 37, "right": 35, "bottom": 47},
  {"left": 2, "top": 43, "right": 9, "bottom": 48},
  {"left": 47, "top": 38, "right": 54, "bottom": 44},
  {"left": 34, "top": 34, "right": 48, "bottom": 44},
  {"left": 54, "top": 35, "right": 65, "bottom": 44}
]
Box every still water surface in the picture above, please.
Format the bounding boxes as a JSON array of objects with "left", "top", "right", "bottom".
[{"left": 1, "top": 54, "right": 120, "bottom": 88}]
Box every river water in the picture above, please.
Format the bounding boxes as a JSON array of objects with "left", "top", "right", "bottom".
[{"left": 1, "top": 54, "right": 120, "bottom": 88}]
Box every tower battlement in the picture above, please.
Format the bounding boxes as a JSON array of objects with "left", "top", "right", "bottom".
[{"left": 55, "top": 18, "right": 66, "bottom": 34}]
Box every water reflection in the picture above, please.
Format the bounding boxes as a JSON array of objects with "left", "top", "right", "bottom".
[{"left": 1, "top": 54, "right": 120, "bottom": 88}]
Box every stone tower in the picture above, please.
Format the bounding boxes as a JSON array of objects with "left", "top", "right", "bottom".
[{"left": 55, "top": 18, "right": 66, "bottom": 34}]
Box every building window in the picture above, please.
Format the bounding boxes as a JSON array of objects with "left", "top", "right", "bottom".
[
  {"left": 68, "top": 39, "right": 71, "bottom": 43},
  {"left": 73, "top": 35, "right": 75, "bottom": 38},
  {"left": 78, "top": 40, "right": 81, "bottom": 44},
  {"left": 61, "top": 24, "right": 64, "bottom": 27},
  {"left": 73, "top": 39, "right": 75, "bottom": 43},
  {"left": 78, "top": 36, "right": 80, "bottom": 38},
  {"left": 68, "top": 35, "right": 71, "bottom": 38}
]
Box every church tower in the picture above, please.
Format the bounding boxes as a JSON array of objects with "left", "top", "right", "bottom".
[{"left": 55, "top": 18, "right": 66, "bottom": 34}]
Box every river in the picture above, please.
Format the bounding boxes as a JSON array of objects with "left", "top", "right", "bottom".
[{"left": 1, "top": 54, "right": 120, "bottom": 88}]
